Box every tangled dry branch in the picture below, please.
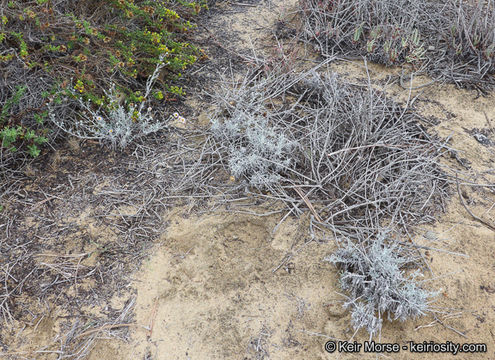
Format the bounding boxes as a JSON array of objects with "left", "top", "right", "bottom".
[
  {"left": 299, "top": 0, "right": 495, "bottom": 91},
  {"left": 205, "top": 64, "right": 449, "bottom": 240}
]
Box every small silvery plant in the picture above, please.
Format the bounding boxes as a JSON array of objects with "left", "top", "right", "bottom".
[
  {"left": 211, "top": 109, "right": 298, "bottom": 189},
  {"left": 325, "top": 232, "right": 437, "bottom": 338},
  {"left": 48, "top": 55, "right": 170, "bottom": 150}
]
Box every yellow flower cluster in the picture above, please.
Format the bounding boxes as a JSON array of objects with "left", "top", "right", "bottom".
[
  {"left": 74, "top": 80, "right": 84, "bottom": 93},
  {"left": 150, "top": 32, "right": 161, "bottom": 44},
  {"left": 158, "top": 45, "right": 170, "bottom": 55}
]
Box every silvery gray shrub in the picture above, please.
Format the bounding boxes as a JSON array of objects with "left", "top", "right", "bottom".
[
  {"left": 48, "top": 56, "right": 168, "bottom": 150},
  {"left": 211, "top": 109, "right": 298, "bottom": 189},
  {"left": 325, "top": 232, "right": 437, "bottom": 337}
]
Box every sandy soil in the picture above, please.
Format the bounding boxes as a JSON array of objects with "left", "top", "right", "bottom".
[
  {"left": 85, "top": 2, "right": 495, "bottom": 358},
  {"left": 2, "top": 0, "right": 495, "bottom": 359}
]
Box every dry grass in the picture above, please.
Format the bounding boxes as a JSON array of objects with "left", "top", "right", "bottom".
[{"left": 299, "top": 0, "right": 495, "bottom": 91}]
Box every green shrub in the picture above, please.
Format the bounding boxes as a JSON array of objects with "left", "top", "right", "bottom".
[{"left": 0, "top": 86, "right": 48, "bottom": 157}]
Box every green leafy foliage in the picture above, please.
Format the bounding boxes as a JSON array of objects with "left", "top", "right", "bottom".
[{"left": 0, "top": 86, "right": 47, "bottom": 157}]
